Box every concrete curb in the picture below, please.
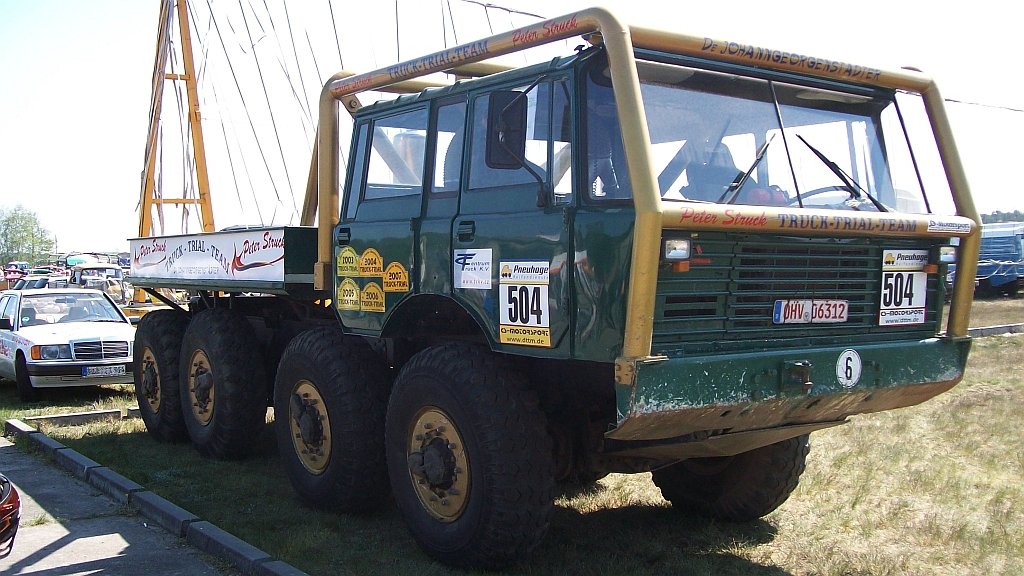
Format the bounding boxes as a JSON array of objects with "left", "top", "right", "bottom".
[
  {"left": 131, "top": 490, "right": 201, "bottom": 538},
  {"left": 3, "top": 418, "right": 310, "bottom": 576},
  {"left": 967, "top": 323, "right": 1024, "bottom": 337},
  {"left": 187, "top": 521, "right": 271, "bottom": 574},
  {"left": 23, "top": 409, "right": 122, "bottom": 427}
]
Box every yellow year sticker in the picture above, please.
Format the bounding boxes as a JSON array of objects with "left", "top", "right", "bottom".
[
  {"left": 361, "top": 282, "right": 386, "bottom": 312},
  {"left": 383, "top": 262, "right": 410, "bottom": 292},
  {"left": 336, "top": 278, "right": 360, "bottom": 310}
]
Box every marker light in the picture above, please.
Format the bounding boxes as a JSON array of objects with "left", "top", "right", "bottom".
[{"left": 664, "top": 239, "right": 691, "bottom": 261}]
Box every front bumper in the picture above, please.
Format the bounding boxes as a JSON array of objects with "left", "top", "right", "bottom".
[
  {"left": 26, "top": 361, "right": 134, "bottom": 387},
  {"left": 607, "top": 336, "right": 971, "bottom": 454}
]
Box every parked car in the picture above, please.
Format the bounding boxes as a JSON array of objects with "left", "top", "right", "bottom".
[
  {"left": 68, "top": 263, "right": 131, "bottom": 304},
  {"left": 0, "top": 288, "right": 136, "bottom": 401},
  {"left": 9, "top": 275, "right": 68, "bottom": 290}
]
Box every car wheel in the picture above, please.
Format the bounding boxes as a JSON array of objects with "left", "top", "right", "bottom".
[
  {"left": 274, "top": 327, "right": 390, "bottom": 511},
  {"left": 133, "top": 310, "right": 190, "bottom": 442},
  {"left": 385, "top": 344, "right": 554, "bottom": 570},
  {"left": 179, "top": 308, "right": 267, "bottom": 459},
  {"left": 652, "top": 434, "right": 810, "bottom": 521},
  {"left": 15, "top": 355, "right": 38, "bottom": 402}
]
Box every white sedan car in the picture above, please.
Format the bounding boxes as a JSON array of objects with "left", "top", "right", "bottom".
[{"left": 0, "top": 288, "right": 136, "bottom": 401}]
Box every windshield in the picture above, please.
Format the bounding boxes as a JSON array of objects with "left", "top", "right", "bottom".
[
  {"left": 585, "top": 57, "right": 936, "bottom": 213},
  {"left": 22, "top": 292, "right": 124, "bottom": 325}
]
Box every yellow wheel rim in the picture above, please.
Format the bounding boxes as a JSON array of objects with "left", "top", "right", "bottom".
[
  {"left": 407, "top": 407, "right": 470, "bottom": 522},
  {"left": 288, "top": 380, "right": 332, "bottom": 475},
  {"left": 140, "top": 347, "right": 160, "bottom": 413},
  {"left": 187, "top": 349, "right": 215, "bottom": 425}
]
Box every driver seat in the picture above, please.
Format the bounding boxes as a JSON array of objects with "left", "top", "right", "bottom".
[{"left": 65, "top": 306, "right": 89, "bottom": 322}]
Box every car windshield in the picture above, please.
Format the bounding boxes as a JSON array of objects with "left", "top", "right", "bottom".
[
  {"left": 21, "top": 293, "right": 124, "bottom": 325},
  {"left": 585, "top": 57, "right": 940, "bottom": 213}
]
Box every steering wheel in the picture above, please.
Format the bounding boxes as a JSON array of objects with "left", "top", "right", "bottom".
[{"left": 785, "top": 185, "right": 856, "bottom": 206}]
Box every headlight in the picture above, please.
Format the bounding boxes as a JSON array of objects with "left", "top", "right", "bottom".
[
  {"left": 664, "top": 239, "right": 691, "bottom": 261},
  {"left": 31, "top": 345, "right": 72, "bottom": 360}
]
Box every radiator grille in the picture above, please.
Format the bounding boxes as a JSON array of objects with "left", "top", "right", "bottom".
[
  {"left": 73, "top": 341, "right": 130, "bottom": 360},
  {"left": 653, "top": 235, "right": 944, "bottom": 352}
]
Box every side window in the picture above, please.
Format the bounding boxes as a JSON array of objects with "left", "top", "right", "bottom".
[
  {"left": 345, "top": 123, "right": 370, "bottom": 221},
  {"left": 0, "top": 296, "right": 15, "bottom": 326},
  {"left": 468, "top": 82, "right": 551, "bottom": 191},
  {"left": 433, "top": 100, "right": 468, "bottom": 193},
  {"left": 551, "top": 79, "right": 573, "bottom": 203},
  {"left": 365, "top": 108, "right": 429, "bottom": 200}
]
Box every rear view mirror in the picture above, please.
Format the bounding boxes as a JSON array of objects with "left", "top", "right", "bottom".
[
  {"left": 0, "top": 318, "right": 11, "bottom": 331},
  {"left": 486, "top": 90, "right": 527, "bottom": 169}
]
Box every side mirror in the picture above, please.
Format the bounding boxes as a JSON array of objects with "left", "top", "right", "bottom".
[
  {"left": 0, "top": 317, "right": 11, "bottom": 331},
  {"left": 486, "top": 90, "right": 527, "bottom": 170}
]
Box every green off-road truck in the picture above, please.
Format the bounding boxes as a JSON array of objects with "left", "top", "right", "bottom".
[{"left": 129, "top": 7, "right": 980, "bottom": 569}]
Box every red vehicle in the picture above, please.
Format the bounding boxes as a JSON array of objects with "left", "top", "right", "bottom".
[{"left": 0, "top": 473, "right": 19, "bottom": 558}]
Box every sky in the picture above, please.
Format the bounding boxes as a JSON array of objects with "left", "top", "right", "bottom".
[{"left": 1, "top": 0, "right": 1021, "bottom": 254}]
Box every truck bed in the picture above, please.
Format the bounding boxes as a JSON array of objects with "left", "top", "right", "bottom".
[{"left": 128, "top": 227, "right": 318, "bottom": 297}]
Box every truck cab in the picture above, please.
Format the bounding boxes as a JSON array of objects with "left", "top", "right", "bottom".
[{"left": 334, "top": 43, "right": 973, "bottom": 448}]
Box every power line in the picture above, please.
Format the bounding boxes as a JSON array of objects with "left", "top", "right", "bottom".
[{"left": 945, "top": 98, "right": 1023, "bottom": 114}]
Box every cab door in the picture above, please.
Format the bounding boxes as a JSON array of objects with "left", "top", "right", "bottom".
[
  {"left": 335, "top": 107, "right": 428, "bottom": 333},
  {"left": 452, "top": 79, "right": 575, "bottom": 356},
  {"left": 417, "top": 98, "right": 467, "bottom": 297}
]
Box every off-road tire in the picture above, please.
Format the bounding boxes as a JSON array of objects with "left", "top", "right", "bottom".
[
  {"left": 133, "top": 310, "right": 190, "bottom": 442},
  {"left": 385, "top": 344, "right": 554, "bottom": 570},
  {"left": 274, "top": 328, "right": 390, "bottom": 512},
  {"left": 178, "top": 308, "right": 267, "bottom": 459},
  {"left": 15, "top": 355, "right": 38, "bottom": 402},
  {"left": 652, "top": 434, "right": 810, "bottom": 521}
]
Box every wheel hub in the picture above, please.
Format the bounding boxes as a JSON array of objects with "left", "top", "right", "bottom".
[
  {"left": 140, "top": 348, "right": 160, "bottom": 412},
  {"left": 187, "top": 350, "right": 215, "bottom": 425},
  {"left": 406, "top": 408, "right": 469, "bottom": 522},
  {"left": 288, "top": 381, "right": 332, "bottom": 474}
]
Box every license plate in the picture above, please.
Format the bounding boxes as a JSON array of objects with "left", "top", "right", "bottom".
[
  {"left": 773, "top": 299, "right": 848, "bottom": 324},
  {"left": 82, "top": 364, "right": 126, "bottom": 378}
]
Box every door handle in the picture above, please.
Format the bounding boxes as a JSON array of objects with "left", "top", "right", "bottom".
[
  {"left": 457, "top": 221, "right": 475, "bottom": 242},
  {"left": 336, "top": 228, "right": 351, "bottom": 244}
]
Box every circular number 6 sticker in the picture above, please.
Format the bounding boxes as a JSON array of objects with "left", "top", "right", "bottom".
[{"left": 836, "top": 349, "right": 862, "bottom": 388}]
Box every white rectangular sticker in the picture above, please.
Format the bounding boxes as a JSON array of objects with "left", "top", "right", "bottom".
[
  {"left": 772, "top": 300, "right": 848, "bottom": 324},
  {"left": 927, "top": 219, "right": 972, "bottom": 234},
  {"left": 499, "top": 261, "right": 550, "bottom": 347},
  {"left": 453, "top": 249, "right": 492, "bottom": 289},
  {"left": 882, "top": 249, "right": 928, "bottom": 271},
  {"left": 879, "top": 271, "right": 927, "bottom": 325}
]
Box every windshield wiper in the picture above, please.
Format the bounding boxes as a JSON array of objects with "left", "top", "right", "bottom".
[
  {"left": 795, "top": 134, "right": 888, "bottom": 212},
  {"left": 718, "top": 134, "right": 775, "bottom": 204}
]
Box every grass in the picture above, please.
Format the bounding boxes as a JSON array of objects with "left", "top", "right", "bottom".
[
  {"left": 963, "top": 297, "right": 1024, "bottom": 328},
  {"left": 1, "top": 299, "right": 1022, "bottom": 575}
]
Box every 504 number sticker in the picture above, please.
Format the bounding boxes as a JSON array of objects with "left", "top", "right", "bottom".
[
  {"left": 498, "top": 261, "right": 550, "bottom": 347},
  {"left": 879, "top": 249, "right": 929, "bottom": 326}
]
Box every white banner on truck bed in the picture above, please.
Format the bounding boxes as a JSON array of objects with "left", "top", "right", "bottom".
[{"left": 130, "top": 229, "right": 286, "bottom": 282}]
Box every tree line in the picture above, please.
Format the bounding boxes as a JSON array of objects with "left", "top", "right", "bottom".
[
  {"left": 981, "top": 210, "right": 1024, "bottom": 224},
  {"left": 0, "top": 205, "right": 54, "bottom": 266}
]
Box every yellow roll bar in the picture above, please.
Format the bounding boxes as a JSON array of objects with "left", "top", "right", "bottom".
[{"left": 308, "top": 7, "right": 979, "bottom": 385}]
